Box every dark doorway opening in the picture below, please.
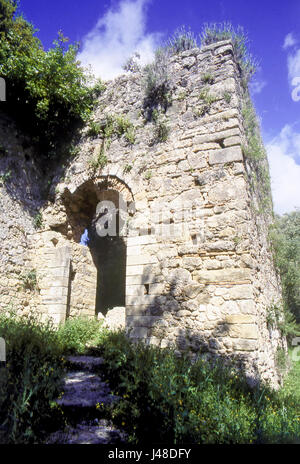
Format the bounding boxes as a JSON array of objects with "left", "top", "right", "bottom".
[{"left": 87, "top": 190, "right": 127, "bottom": 317}]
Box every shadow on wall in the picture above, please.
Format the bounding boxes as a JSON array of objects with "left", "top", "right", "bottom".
[{"left": 127, "top": 266, "right": 264, "bottom": 388}]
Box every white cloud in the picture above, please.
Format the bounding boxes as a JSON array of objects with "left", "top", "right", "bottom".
[
  {"left": 266, "top": 125, "right": 300, "bottom": 215},
  {"left": 283, "top": 32, "right": 297, "bottom": 49},
  {"left": 77, "top": 0, "right": 161, "bottom": 80},
  {"left": 250, "top": 79, "right": 267, "bottom": 95},
  {"left": 288, "top": 49, "right": 300, "bottom": 82}
]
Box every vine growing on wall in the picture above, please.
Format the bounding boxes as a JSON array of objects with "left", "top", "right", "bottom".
[{"left": 241, "top": 98, "right": 273, "bottom": 214}]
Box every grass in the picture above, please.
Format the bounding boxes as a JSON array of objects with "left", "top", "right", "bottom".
[
  {"left": 0, "top": 312, "right": 299, "bottom": 444},
  {"left": 281, "top": 350, "right": 300, "bottom": 405},
  {"left": 95, "top": 331, "right": 300, "bottom": 444}
]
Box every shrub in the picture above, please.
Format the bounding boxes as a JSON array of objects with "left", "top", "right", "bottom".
[
  {"left": 0, "top": 1, "right": 101, "bottom": 162},
  {"left": 87, "top": 120, "right": 102, "bottom": 138},
  {"left": 200, "top": 22, "right": 257, "bottom": 84},
  {"left": 21, "top": 269, "right": 38, "bottom": 291},
  {"left": 56, "top": 316, "right": 103, "bottom": 354},
  {"left": 166, "top": 26, "right": 198, "bottom": 54},
  {"left": 0, "top": 310, "right": 65, "bottom": 443},
  {"left": 95, "top": 331, "right": 300, "bottom": 444},
  {"left": 269, "top": 211, "right": 300, "bottom": 324},
  {"left": 143, "top": 48, "right": 173, "bottom": 120},
  {"left": 0, "top": 170, "right": 11, "bottom": 184},
  {"left": 201, "top": 72, "right": 214, "bottom": 84},
  {"left": 153, "top": 118, "right": 169, "bottom": 143},
  {"left": 33, "top": 212, "right": 43, "bottom": 229}
]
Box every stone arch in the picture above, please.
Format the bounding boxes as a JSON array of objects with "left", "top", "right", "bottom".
[
  {"left": 62, "top": 175, "right": 134, "bottom": 243},
  {"left": 61, "top": 175, "right": 135, "bottom": 318}
]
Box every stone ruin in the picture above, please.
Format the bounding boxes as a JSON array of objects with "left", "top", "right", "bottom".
[{"left": 0, "top": 40, "right": 286, "bottom": 387}]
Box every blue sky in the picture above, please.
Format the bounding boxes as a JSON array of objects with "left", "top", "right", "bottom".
[{"left": 20, "top": 0, "right": 300, "bottom": 215}]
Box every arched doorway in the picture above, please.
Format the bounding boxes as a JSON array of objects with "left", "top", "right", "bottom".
[
  {"left": 62, "top": 176, "right": 134, "bottom": 319},
  {"left": 88, "top": 190, "right": 127, "bottom": 316}
]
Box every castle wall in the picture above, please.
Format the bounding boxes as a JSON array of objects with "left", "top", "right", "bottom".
[
  {"left": 0, "top": 113, "right": 43, "bottom": 315},
  {"left": 0, "top": 40, "right": 285, "bottom": 387}
]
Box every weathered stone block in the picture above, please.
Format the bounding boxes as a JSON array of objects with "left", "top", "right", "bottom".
[
  {"left": 209, "top": 146, "right": 243, "bottom": 165},
  {"left": 232, "top": 339, "right": 258, "bottom": 351},
  {"left": 193, "top": 268, "right": 252, "bottom": 284},
  {"left": 225, "top": 314, "right": 255, "bottom": 324},
  {"left": 228, "top": 324, "right": 258, "bottom": 339}
]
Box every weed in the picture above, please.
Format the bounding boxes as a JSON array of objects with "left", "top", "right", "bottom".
[
  {"left": 144, "top": 170, "right": 152, "bottom": 180},
  {"left": 143, "top": 48, "right": 173, "bottom": 120},
  {"left": 200, "top": 22, "right": 257, "bottom": 84},
  {"left": 87, "top": 120, "right": 102, "bottom": 138},
  {"left": 57, "top": 316, "right": 104, "bottom": 354},
  {"left": 154, "top": 119, "right": 169, "bottom": 143},
  {"left": 275, "top": 347, "right": 289, "bottom": 372},
  {"left": 95, "top": 331, "right": 300, "bottom": 444},
  {"left": 241, "top": 99, "right": 272, "bottom": 213},
  {"left": 123, "top": 164, "right": 133, "bottom": 174},
  {"left": 33, "top": 212, "right": 43, "bottom": 230},
  {"left": 266, "top": 303, "right": 300, "bottom": 341},
  {"left": 223, "top": 91, "right": 232, "bottom": 103},
  {"left": 0, "top": 311, "right": 65, "bottom": 443},
  {"left": 166, "top": 26, "right": 198, "bottom": 54},
  {"left": 124, "top": 127, "right": 136, "bottom": 145},
  {"left": 199, "top": 88, "right": 217, "bottom": 105},
  {"left": 21, "top": 269, "right": 38, "bottom": 291},
  {"left": 89, "top": 145, "right": 108, "bottom": 171},
  {"left": 201, "top": 73, "right": 214, "bottom": 84},
  {"left": 0, "top": 170, "right": 11, "bottom": 184}
]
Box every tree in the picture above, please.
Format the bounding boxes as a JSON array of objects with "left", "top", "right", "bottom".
[
  {"left": 0, "top": 0, "right": 101, "bottom": 162},
  {"left": 270, "top": 211, "right": 300, "bottom": 323}
]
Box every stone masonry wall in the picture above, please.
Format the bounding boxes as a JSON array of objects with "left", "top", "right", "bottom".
[
  {"left": 0, "top": 40, "right": 286, "bottom": 388},
  {"left": 0, "top": 113, "right": 43, "bottom": 316}
]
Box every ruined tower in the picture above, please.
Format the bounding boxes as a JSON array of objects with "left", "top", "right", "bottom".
[{"left": 0, "top": 39, "right": 285, "bottom": 387}]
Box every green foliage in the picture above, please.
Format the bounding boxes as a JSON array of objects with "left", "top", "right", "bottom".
[
  {"left": 0, "top": 310, "right": 65, "bottom": 443},
  {"left": 199, "top": 87, "right": 217, "bottom": 105},
  {"left": 200, "top": 22, "right": 257, "bottom": 84},
  {"left": 201, "top": 72, "right": 214, "bottom": 84},
  {"left": 242, "top": 100, "right": 272, "bottom": 212},
  {"left": 88, "top": 114, "right": 136, "bottom": 147},
  {"left": 266, "top": 303, "right": 299, "bottom": 342},
  {"left": 33, "top": 212, "right": 43, "bottom": 229},
  {"left": 281, "top": 350, "right": 300, "bottom": 404},
  {"left": 87, "top": 120, "right": 102, "bottom": 138},
  {"left": 56, "top": 316, "right": 104, "bottom": 355},
  {"left": 89, "top": 146, "right": 108, "bottom": 171},
  {"left": 275, "top": 347, "right": 289, "bottom": 372},
  {"left": 223, "top": 91, "right": 232, "bottom": 103},
  {"left": 143, "top": 48, "right": 173, "bottom": 120},
  {"left": 21, "top": 269, "right": 38, "bottom": 291},
  {"left": 153, "top": 117, "right": 169, "bottom": 143},
  {"left": 0, "top": 1, "right": 102, "bottom": 161},
  {"left": 0, "top": 170, "right": 11, "bottom": 184},
  {"left": 269, "top": 211, "right": 300, "bottom": 324},
  {"left": 123, "top": 163, "right": 133, "bottom": 174},
  {"left": 195, "top": 87, "right": 217, "bottom": 116},
  {"left": 165, "top": 26, "right": 198, "bottom": 54},
  {"left": 144, "top": 170, "right": 152, "bottom": 180},
  {"left": 124, "top": 126, "right": 136, "bottom": 145},
  {"left": 95, "top": 331, "right": 300, "bottom": 444}
]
